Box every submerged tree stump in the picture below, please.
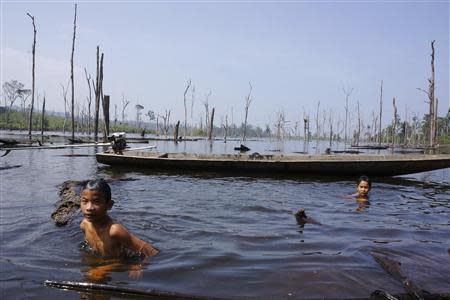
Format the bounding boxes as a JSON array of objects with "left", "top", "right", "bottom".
[{"left": 51, "top": 180, "right": 87, "bottom": 227}]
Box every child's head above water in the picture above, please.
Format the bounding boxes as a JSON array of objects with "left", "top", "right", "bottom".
[
  {"left": 83, "top": 179, "right": 112, "bottom": 202},
  {"left": 356, "top": 175, "right": 371, "bottom": 199},
  {"left": 80, "top": 179, "right": 113, "bottom": 223}
]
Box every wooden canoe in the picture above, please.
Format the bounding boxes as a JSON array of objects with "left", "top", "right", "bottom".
[{"left": 96, "top": 151, "right": 450, "bottom": 176}]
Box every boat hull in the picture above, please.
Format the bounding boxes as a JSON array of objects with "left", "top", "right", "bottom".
[{"left": 96, "top": 152, "right": 450, "bottom": 176}]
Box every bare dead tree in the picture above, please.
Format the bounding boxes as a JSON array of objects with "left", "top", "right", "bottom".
[
  {"left": 315, "top": 101, "right": 320, "bottom": 139},
  {"left": 378, "top": 80, "right": 383, "bottom": 146},
  {"left": 174, "top": 120, "right": 180, "bottom": 142},
  {"left": 40, "top": 95, "right": 46, "bottom": 144},
  {"left": 356, "top": 100, "right": 361, "bottom": 146},
  {"left": 94, "top": 51, "right": 104, "bottom": 141},
  {"left": 429, "top": 41, "right": 436, "bottom": 147},
  {"left": 190, "top": 85, "right": 195, "bottom": 136},
  {"left": 328, "top": 110, "right": 333, "bottom": 148},
  {"left": 102, "top": 95, "right": 110, "bottom": 141},
  {"left": 222, "top": 115, "right": 229, "bottom": 142},
  {"left": 342, "top": 86, "right": 353, "bottom": 147},
  {"left": 60, "top": 81, "right": 70, "bottom": 134},
  {"left": 204, "top": 90, "right": 211, "bottom": 134},
  {"left": 161, "top": 109, "right": 171, "bottom": 137},
  {"left": 183, "top": 79, "right": 192, "bottom": 138},
  {"left": 70, "top": 4, "right": 77, "bottom": 140},
  {"left": 303, "top": 113, "right": 309, "bottom": 142},
  {"left": 121, "top": 94, "right": 130, "bottom": 123},
  {"left": 26, "top": 12, "right": 36, "bottom": 140},
  {"left": 114, "top": 104, "right": 118, "bottom": 126},
  {"left": 392, "top": 97, "right": 398, "bottom": 149},
  {"left": 135, "top": 104, "right": 144, "bottom": 128},
  {"left": 94, "top": 46, "right": 100, "bottom": 141},
  {"left": 84, "top": 68, "right": 92, "bottom": 135},
  {"left": 242, "top": 82, "right": 252, "bottom": 141},
  {"left": 208, "top": 107, "right": 215, "bottom": 140}
]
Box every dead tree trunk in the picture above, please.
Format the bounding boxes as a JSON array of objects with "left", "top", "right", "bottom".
[
  {"left": 242, "top": 82, "right": 252, "bottom": 141},
  {"left": 392, "top": 97, "right": 397, "bottom": 149},
  {"left": 356, "top": 100, "right": 361, "bottom": 146},
  {"left": 208, "top": 107, "right": 215, "bottom": 140},
  {"left": 429, "top": 40, "right": 436, "bottom": 148},
  {"left": 183, "top": 79, "right": 192, "bottom": 139},
  {"left": 121, "top": 94, "right": 130, "bottom": 123},
  {"left": 94, "top": 46, "right": 100, "bottom": 142},
  {"left": 378, "top": 80, "right": 383, "bottom": 146},
  {"left": 342, "top": 87, "right": 353, "bottom": 147},
  {"left": 70, "top": 4, "right": 77, "bottom": 141},
  {"left": 223, "top": 115, "right": 229, "bottom": 142},
  {"left": 174, "top": 121, "right": 180, "bottom": 142},
  {"left": 434, "top": 98, "right": 438, "bottom": 141},
  {"left": 27, "top": 13, "right": 36, "bottom": 140},
  {"left": 40, "top": 96, "right": 46, "bottom": 144},
  {"left": 102, "top": 95, "right": 110, "bottom": 141},
  {"left": 84, "top": 68, "right": 92, "bottom": 135},
  {"left": 315, "top": 101, "right": 320, "bottom": 140}
]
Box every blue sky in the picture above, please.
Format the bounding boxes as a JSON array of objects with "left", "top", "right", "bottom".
[{"left": 1, "top": 1, "right": 449, "bottom": 130}]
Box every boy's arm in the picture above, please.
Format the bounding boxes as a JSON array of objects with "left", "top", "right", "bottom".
[{"left": 110, "top": 224, "right": 159, "bottom": 258}]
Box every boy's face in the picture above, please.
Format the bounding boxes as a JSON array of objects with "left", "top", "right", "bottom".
[
  {"left": 357, "top": 180, "right": 371, "bottom": 198},
  {"left": 80, "top": 189, "right": 112, "bottom": 223}
]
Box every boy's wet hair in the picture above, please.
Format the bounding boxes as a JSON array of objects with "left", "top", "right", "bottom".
[
  {"left": 83, "top": 179, "right": 112, "bottom": 201},
  {"left": 358, "top": 175, "right": 371, "bottom": 188}
]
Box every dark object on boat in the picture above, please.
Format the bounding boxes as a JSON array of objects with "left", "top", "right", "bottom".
[
  {"left": 43, "top": 280, "right": 229, "bottom": 300},
  {"left": 351, "top": 145, "right": 388, "bottom": 150},
  {"left": 96, "top": 151, "right": 450, "bottom": 176},
  {"left": 331, "top": 150, "right": 361, "bottom": 154},
  {"left": 234, "top": 144, "right": 250, "bottom": 152},
  {"left": 158, "top": 153, "right": 169, "bottom": 158},
  {"left": 108, "top": 133, "right": 127, "bottom": 154},
  {"left": 294, "top": 208, "right": 321, "bottom": 225},
  {"left": 249, "top": 152, "right": 263, "bottom": 159},
  {"left": 52, "top": 180, "right": 87, "bottom": 227},
  {"left": 371, "top": 251, "right": 425, "bottom": 300},
  {"left": 59, "top": 154, "right": 93, "bottom": 157}
]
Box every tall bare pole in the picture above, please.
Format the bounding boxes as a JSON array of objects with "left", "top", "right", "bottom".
[
  {"left": 183, "top": 79, "right": 192, "bottom": 139},
  {"left": 26, "top": 13, "right": 36, "bottom": 140},
  {"left": 429, "top": 41, "right": 436, "bottom": 147},
  {"left": 208, "top": 107, "right": 215, "bottom": 140},
  {"left": 84, "top": 68, "right": 92, "bottom": 135},
  {"left": 378, "top": 80, "right": 383, "bottom": 146},
  {"left": 392, "top": 97, "right": 397, "bottom": 149},
  {"left": 70, "top": 4, "right": 77, "bottom": 141},
  {"left": 342, "top": 87, "right": 353, "bottom": 147},
  {"left": 242, "top": 82, "right": 252, "bottom": 141},
  {"left": 40, "top": 95, "right": 46, "bottom": 143}
]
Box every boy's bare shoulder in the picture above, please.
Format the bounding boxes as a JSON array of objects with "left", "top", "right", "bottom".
[
  {"left": 109, "top": 222, "right": 130, "bottom": 239},
  {"left": 80, "top": 219, "right": 87, "bottom": 231}
]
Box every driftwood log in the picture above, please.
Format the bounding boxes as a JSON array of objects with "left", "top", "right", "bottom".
[{"left": 51, "top": 180, "right": 87, "bottom": 227}]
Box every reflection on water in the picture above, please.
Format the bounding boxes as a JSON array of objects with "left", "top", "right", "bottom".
[{"left": 1, "top": 136, "right": 449, "bottom": 299}]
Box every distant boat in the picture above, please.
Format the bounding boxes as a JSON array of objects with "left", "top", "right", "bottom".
[{"left": 96, "top": 151, "right": 450, "bottom": 176}]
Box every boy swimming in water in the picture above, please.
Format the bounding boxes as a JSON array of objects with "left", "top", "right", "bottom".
[
  {"left": 80, "top": 179, "right": 159, "bottom": 259},
  {"left": 354, "top": 175, "right": 371, "bottom": 201}
]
